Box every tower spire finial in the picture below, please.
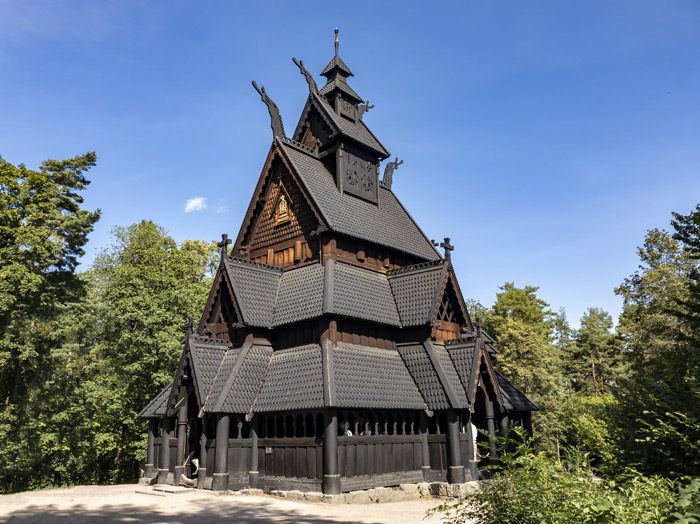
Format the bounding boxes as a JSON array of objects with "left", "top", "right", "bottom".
[{"left": 334, "top": 28, "right": 339, "bottom": 56}]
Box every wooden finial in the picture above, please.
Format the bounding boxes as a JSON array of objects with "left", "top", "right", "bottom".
[
  {"left": 335, "top": 28, "right": 339, "bottom": 56},
  {"left": 382, "top": 157, "right": 403, "bottom": 189},
  {"left": 217, "top": 233, "right": 232, "bottom": 257},
  {"left": 251, "top": 80, "right": 286, "bottom": 139}
]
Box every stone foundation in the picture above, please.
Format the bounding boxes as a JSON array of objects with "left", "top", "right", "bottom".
[{"left": 214, "top": 481, "right": 479, "bottom": 504}]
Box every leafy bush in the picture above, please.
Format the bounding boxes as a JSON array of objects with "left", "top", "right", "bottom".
[{"left": 431, "top": 427, "right": 700, "bottom": 524}]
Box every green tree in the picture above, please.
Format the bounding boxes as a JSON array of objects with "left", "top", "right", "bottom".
[
  {"left": 82, "top": 221, "right": 216, "bottom": 483},
  {"left": 488, "top": 283, "right": 561, "bottom": 450},
  {"left": 0, "top": 153, "right": 100, "bottom": 493},
  {"left": 614, "top": 227, "right": 700, "bottom": 477},
  {"left": 567, "top": 308, "right": 623, "bottom": 395}
]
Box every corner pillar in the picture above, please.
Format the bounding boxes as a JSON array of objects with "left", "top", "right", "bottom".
[
  {"left": 157, "top": 416, "right": 174, "bottom": 484},
  {"left": 323, "top": 409, "right": 340, "bottom": 494},
  {"left": 485, "top": 401, "right": 498, "bottom": 460},
  {"left": 446, "top": 409, "right": 464, "bottom": 484},
  {"left": 197, "top": 414, "right": 208, "bottom": 489},
  {"left": 465, "top": 414, "right": 479, "bottom": 481},
  {"left": 174, "top": 397, "right": 188, "bottom": 485},
  {"left": 419, "top": 411, "right": 431, "bottom": 481},
  {"left": 144, "top": 418, "right": 158, "bottom": 478},
  {"left": 212, "top": 413, "right": 230, "bottom": 491},
  {"left": 249, "top": 417, "right": 259, "bottom": 489}
]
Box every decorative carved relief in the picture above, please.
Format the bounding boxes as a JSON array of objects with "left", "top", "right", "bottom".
[{"left": 339, "top": 149, "right": 378, "bottom": 203}]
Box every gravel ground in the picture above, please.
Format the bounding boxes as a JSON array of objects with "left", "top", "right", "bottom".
[{"left": 0, "top": 484, "right": 451, "bottom": 524}]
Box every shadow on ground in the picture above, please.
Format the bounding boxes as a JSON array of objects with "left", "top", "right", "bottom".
[{"left": 2, "top": 496, "right": 403, "bottom": 524}]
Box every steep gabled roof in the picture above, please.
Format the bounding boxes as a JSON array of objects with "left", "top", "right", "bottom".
[
  {"left": 208, "top": 343, "right": 273, "bottom": 414},
  {"left": 279, "top": 141, "right": 440, "bottom": 261},
  {"left": 445, "top": 339, "right": 478, "bottom": 403},
  {"left": 388, "top": 261, "right": 447, "bottom": 326},
  {"left": 321, "top": 55, "right": 353, "bottom": 77},
  {"left": 319, "top": 78, "right": 363, "bottom": 103},
  {"left": 139, "top": 382, "right": 173, "bottom": 418},
  {"left": 222, "top": 257, "right": 282, "bottom": 327},
  {"left": 253, "top": 344, "right": 325, "bottom": 412},
  {"left": 496, "top": 371, "right": 540, "bottom": 412},
  {"left": 314, "top": 92, "right": 388, "bottom": 157},
  {"left": 273, "top": 263, "right": 325, "bottom": 326},
  {"left": 333, "top": 342, "right": 426, "bottom": 409},
  {"left": 331, "top": 261, "right": 401, "bottom": 327}
]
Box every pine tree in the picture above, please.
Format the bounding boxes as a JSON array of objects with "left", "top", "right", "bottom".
[{"left": 0, "top": 153, "right": 100, "bottom": 492}]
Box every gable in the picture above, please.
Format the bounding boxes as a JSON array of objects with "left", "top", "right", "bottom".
[
  {"left": 294, "top": 98, "right": 337, "bottom": 149},
  {"left": 246, "top": 157, "right": 320, "bottom": 255},
  {"left": 431, "top": 269, "right": 474, "bottom": 342},
  {"left": 199, "top": 265, "right": 241, "bottom": 338}
]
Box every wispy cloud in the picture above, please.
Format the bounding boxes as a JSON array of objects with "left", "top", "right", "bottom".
[
  {"left": 216, "top": 206, "right": 229, "bottom": 214},
  {"left": 185, "top": 197, "right": 207, "bottom": 213}
]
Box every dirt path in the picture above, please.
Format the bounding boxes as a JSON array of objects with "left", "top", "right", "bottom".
[{"left": 0, "top": 484, "right": 451, "bottom": 524}]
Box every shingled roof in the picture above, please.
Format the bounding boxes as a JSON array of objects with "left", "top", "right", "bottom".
[
  {"left": 310, "top": 92, "right": 388, "bottom": 158},
  {"left": 254, "top": 344, "right": 325, "bottom": 412},
  {"left": 139, "top": 382, "right": 172, "bottom": 418},
  {"left": 319, "top": 78, "right": 363, "bottom": 103},
  {"left": 333, "top": 343, "right": 426, "bottom": 409},
  {"left": 279, "top": 142, "right": 439, "bottom": 261},
  {"left": 321, "top": 55, "right": 353, "bottom": 77},
  {"left": 189, "top": 337, "right": 231, "bottom": 405},
  {"left": 217, "top": 257, "right": 428, "bottom": 329},
  {"left": 496, "top": 371, "right": 539, "bottom": 412},
  {"left": 223, "top": 257, "right": 282, "bottom": 327},
  {"left": 388, "top": 261, "right": 447, "bottom": 326}
]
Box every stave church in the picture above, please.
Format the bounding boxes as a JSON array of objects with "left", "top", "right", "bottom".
[{"left": 139, "top": 31, "right": 537, "bottom": 494}]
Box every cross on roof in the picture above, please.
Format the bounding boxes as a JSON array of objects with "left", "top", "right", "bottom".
[
  {"left": 184, "top": 316, "right": 196, "bottom": 335},
  {"left": 218, "top": 233, "right": 232, "bottom": 256},
  {"left": 440, "top": 237, "right": 454, "bottom": 260}
]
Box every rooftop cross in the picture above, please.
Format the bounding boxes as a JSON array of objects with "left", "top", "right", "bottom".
[
  {"left": 184, "top": 316, "right": 196, "bottom": 335},
  {"left": 439, "top": 237, "right": 454, "bottom": 260},
  {"left": 217, "top": 233, "right": 232, "bottom": 256}
]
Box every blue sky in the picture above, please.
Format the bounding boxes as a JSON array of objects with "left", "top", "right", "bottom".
[{"left": 1, "top": 1, "right": 699, "bottom": 328}]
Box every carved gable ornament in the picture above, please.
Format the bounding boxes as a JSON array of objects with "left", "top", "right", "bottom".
[{"left": 273, "top": 184, "right": 293, "bottom": 225}]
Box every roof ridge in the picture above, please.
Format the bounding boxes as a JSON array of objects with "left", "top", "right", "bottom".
[
  {"left": 386, "top": 259, "right": 444, "bottom": 276},
  {"left": 280, "top": 136, "right": 319, "bottom": 157},
  {"left": 444, "top": 335, "right": 477, "bottom": 346},
  {"left": 192, "top": 334, "right": 231, "bottom": 346},
  {"left": 225, "top": 255, "right": 283, "bottom": 273}
]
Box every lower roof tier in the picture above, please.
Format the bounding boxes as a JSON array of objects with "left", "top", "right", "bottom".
[{"left": 139, "top": 333, "right": 538, "bottom": 419}]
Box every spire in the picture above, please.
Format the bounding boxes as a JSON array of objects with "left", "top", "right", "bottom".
[
  {"left": 320, "top": 28, "right": 354, "bottom": 79},
  {"left": 319, "top": 28, "right": 363, "bottom": 106}
]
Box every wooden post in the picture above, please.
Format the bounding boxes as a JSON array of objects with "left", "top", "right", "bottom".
[
  {"left": 445, "top": 409, "right": 465, "bottom": 484},
  {"left": 212, "top": 413, "right": 230, "bottom": 491},
  {"left": 197, "top": 415, "right": 208, "bottom": 489},
  {"left": 144, "top": 418, "right": 158, "bottom": 478},
  {"left": 500, "top": 414, "right": 510, "bottom": 437},
  {"left": 523, "top": 412, "right": 533, "bottom": 438},
  {"left": 419, "top": 412, "right": 431, "bottom": 482},
  {"left": 174, "top": 398, "right": 188, "bottom": 486},
  {"left": 157, "top": 416, "right": 173, "bottom": 485},
  {"left": 249, "top": 417, "right": 259, "bottom": 489},
  {"left": 465, "top": 414, "right": 479, "bottom": 481},
  {"left": 485, "top": 401, "right": 498, "bottom": 460},
  {"left": 323, "top": 409, "right": 340, "bottom": 494}
]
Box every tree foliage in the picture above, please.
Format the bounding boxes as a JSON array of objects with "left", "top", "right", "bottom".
[
  {"left": 614, "top": 227, "right": 700, "bottom": 478},
  {"left": 0, "top": 153, "right": 100, "bottom": 492},
  {"left": 432, "top": 427, "right": 700, "bottom": 524}
]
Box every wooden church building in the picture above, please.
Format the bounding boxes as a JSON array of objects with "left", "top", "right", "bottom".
[{"left": 139, "top": 32, "right": 537, "bottom": 494}]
